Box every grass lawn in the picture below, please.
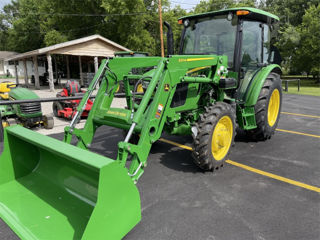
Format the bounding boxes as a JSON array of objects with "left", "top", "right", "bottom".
[
  {"left": 282, "top": 79, "right": 320, "bottom": 97},
  {"left": 0, "top": 76, "right": 15, "bottom": 79}
]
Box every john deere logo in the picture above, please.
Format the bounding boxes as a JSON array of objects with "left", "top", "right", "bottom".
[
  {"left": 178, "top": 57, "right": 214, "bottom": 62},
  {"left": 164, "top": 84, "right": 170, "bottom": 91},
  {"left": 107, "top": 110, "right": 127, "bottom": 117}
]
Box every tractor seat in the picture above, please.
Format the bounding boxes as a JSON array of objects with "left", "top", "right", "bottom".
[{"left": 65, "top": 80, "right": 81, "bottom": 96}]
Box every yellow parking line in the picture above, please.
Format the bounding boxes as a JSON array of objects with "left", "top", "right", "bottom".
[
  {"left": 159, "top": 138, "right": 193, "bottom": 151},
  {"left": 281, "top": 111, "right": 320, "bottom": 119},
  {"left": 226, "top": 160, "right": 320, "bottom": 193},
  {"left": 276, "top": 128, "right": 320, "bottom": 138},
  {"left": 158, "top": 138, "right": 320, "bottom": 193}
]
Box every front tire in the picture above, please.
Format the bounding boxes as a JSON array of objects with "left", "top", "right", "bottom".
[
  {"left": 116, "top": 81, "right": 124, "bottom": 93},
  {"left": 52, "top": 102, "right": 63, "bottom": 118},
  {"left": 192, "top": 102, "right": 236, "bottom": 171},
  {"left": 43, "top": 114, "right": 54, "bottom": 129},
  {"left": 250, "top": 73, "right": 282, "bottom": 140}
]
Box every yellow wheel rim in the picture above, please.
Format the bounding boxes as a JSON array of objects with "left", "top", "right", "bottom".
[
  {"left": 137, "top": 84, "right": 144, "bottom": 93},
  {"left": 2, "top": 121, "right": 9, "bottom": 128},
  {"left": 211, "top": 115, "right": 233, "bottom": 161},
  {"left": 116, "top": 84, "right": 120, "bottom": 93},
  {"left": 267, "top": 88, "right": 280, "bottom": 127}
]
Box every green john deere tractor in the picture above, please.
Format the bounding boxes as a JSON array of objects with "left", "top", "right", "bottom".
[
  {"left": 0, "top": 82, "right": 54, "bottom": 139},
  {"left": 0, "top": 7, "right": 282, "bottom": 240}
]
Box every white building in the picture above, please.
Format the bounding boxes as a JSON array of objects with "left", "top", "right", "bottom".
[
  {"left": 0, "top": 51, "right": 46, "bottom": 78},
  {"left": 5, "top": 34, "right": 130, "bottom": 91}
]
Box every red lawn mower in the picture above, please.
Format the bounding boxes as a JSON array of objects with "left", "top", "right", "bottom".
[{"left": 52, "top": 80, "right": 93, "bottom": 120}]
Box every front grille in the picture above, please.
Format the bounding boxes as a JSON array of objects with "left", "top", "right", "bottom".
[{"left": 20, "top": 102, "right": 41, "bottom": 114}]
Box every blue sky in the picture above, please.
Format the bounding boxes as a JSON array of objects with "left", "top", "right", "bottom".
[
  {"left": 171, "top": 0, "right": 201, "bottom": 10},
  {"left": 0, "top": 0, "right": 11, "bottom": 9},
  {"left": 0, "top": 0, "right": 202, "bottom": 11}
]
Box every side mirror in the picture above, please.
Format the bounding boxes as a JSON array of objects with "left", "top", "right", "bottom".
[
  {"left": 164, "top": 21, "right": 174, "bottom": 56},
  {"left": 270, "top": 46, "right": 282, "bottom": 65}
]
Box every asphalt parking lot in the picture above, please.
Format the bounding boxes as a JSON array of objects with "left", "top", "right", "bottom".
[{"left": 0, "top": 94, "right": 319, "bottom": 240}]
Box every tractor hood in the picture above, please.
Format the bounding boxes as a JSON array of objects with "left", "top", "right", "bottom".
[{"left": 9, "top": 87, "right": 40, "bottom": 100}]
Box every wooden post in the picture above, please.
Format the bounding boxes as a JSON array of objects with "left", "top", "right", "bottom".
[
  {"left": 94, "top": 57, "right": 98, "bottom": 73},
  {"left": 158, "top": 0, "right": 164, "bottom": 57},
  {"left": 47, "top": 53, "right": 55, "bottom": 92},
  {"left": 79, "top": 56, "right": 83, "bottom": 86},
  {"left": 33, "top": 56, "right": 40, "bottom": 89},
  {"left": 54, "top": 55, "right": 59, "bottom": 85},
  {"left": 14, "top": 61, "right": 19, "bottom": 85},
  {"left": 66, "top": 55, "right": 70, "bottom": 79},
  {"left": 94, "top": 56, "right": 99, "bottom": 89},
  {"left": 23, "top": 59, "right": 28, "bottom": 87}
]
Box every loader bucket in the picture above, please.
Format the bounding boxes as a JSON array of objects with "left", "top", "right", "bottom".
[{"left": 0, "top": 125, "right": 141, "bottom": 240}]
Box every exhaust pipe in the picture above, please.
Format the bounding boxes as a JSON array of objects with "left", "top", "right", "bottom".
[{"left": 164, "top": 21, "right": 174, "bottom": 56}]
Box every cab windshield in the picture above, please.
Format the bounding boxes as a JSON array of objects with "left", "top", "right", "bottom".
[{"left": 181, "top": 14, "right": 238, "bottom": 67}]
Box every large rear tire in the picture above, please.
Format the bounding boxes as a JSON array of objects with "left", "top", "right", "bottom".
[
  {"left": 249, "top": 72, "right": 282, "bottom": 140},
  {"left": 192, "top": 102, "right": 236, "bottom": 171},
  {"left": 116, "top": 81, "right": 124, "bottom": 93}
]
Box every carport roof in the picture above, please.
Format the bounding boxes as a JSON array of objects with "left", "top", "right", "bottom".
[
  {"left": 6, "top": 34, "right": 130, "bottom": 61},
  {"left": 0, "top": 51, "right": 18, "bottom": 60}
]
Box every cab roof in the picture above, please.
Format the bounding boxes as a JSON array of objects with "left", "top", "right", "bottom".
[{"left": 179, "top": 7, "right": 279, "bottom": 24}]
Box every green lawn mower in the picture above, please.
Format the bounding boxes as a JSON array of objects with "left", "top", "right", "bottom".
[
  {"left": 0, "top": 7, "right": 282, "bottom": 240},
  {"left": 0, "top": 82, "right": 54, "bottom": 139}
]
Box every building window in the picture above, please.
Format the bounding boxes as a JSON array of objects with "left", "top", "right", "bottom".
[{"left": 8, "top": 61, "right": 15, "bottom": 65}]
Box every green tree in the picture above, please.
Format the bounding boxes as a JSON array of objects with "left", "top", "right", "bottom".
[
  {"left": 293, "top": 5, "right": 320, "bottom": 78},
  {"left": 37, "top": 0, "right": 106, "bottom": 41},
  {"left": 275, "top": 24, "right": 300, "bottom": 74},
  {"left": 44, "top": 30, "right": 68, "bottom": 46},
  {"left": 0, "top": 1, "right": 19, "bottom": 50},
  {"left": 193, "top": 0, "right": 257, "bottom": 13},
  {"left": 0, "top": 13, "right": 9, "bottom": 50},
  {"left": 263, "top": 0, "right": 320, "bottom": 26},
  {"left": 101, "top": 0, "right": 154, "bottom": 53},
  {"left": 2, "top": 0, "right": 107, "bottom": 52},
  {"left": 163, "top": 5, "right": 186, "bottom": 54},
  {"left": 6, "top": 0, "right": 44, "bottom": 52}
]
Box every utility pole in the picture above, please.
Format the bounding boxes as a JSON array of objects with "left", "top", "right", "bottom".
[{"left": 158, "top": 0, "right": 164, "bottom": 57}]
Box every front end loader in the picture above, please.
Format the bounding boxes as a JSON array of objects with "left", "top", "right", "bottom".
[{"left": 0, "top": 7, "right": 282, "bottom": 239}]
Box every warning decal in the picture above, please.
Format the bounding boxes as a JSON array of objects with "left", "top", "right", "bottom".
[{"left": 155, "top": 104, "right": 164, "bottom": 119}]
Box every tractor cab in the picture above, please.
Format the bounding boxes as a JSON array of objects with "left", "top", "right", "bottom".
[{"left": 178, "top": 7, "right": 281, "bottom": 99}]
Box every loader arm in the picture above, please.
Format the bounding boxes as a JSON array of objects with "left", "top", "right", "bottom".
[{"left": 64, "top": 55, "right": 228, "bottom": 182}]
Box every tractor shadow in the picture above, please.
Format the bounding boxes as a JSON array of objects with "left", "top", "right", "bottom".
[
  {"left": 234, "top": 129, "right": 258, "bottom": 143},
  {"left": 157, "top": 146, "right": 203, "bottom": 173},
  {"left": 155, "top": 135, "right": 204, "bottom": 174},
  {"left": 49, "top": 126, "right": 203, "bottom": 173}
]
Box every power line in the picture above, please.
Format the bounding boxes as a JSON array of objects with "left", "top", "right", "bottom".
[
  {"left": 170, "top": 1, "right": 198, "bottom": 6},
  {"left": 0, "top": 10, "right": 151, "bottom": 17}
]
